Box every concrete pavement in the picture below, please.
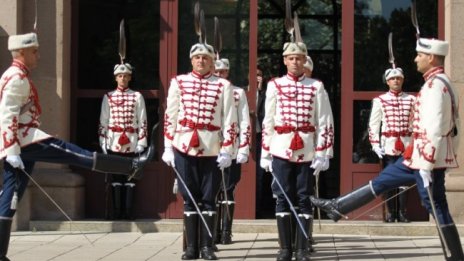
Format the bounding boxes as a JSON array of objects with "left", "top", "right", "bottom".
[{"left": 8, "top": 231, "right": 453, "bottom": 260}]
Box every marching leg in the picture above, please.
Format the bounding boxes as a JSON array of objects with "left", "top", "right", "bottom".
[
  {"left": 294, "top": 214, "right": 311, "bottom": 261},
  {"left": 0, "top": 220, "right": 12, "bottom": 261},
  {"left": 397, "top": 187, "right": 410, "bottom": 223},
  {"left": 276, "top": 213, "right": 293, "bottom": 261},
  {"left": 111, "top": 182, "right": 122, "bottom": 220},
  {"left": 124, "top": 182, "right": 136, "bottom": 220},
  {"left": 442, "top": 224, "right": 464, "bottom": 261},
  {"left": 220, "top": 201, "right": 235, "bottom": 244},
  {"left": 384, "top": 189, "right": 397, "bottom": 223},
  {"left": 311, "top": 183, "right": 376, "bottom": 222},
  {"left": 199, "top": 211, "right": 218, "bottom": 260},
  {"left": 182, "top": 212, "right": 199, "bottom": 260}
]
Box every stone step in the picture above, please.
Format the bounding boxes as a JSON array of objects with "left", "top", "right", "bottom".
[{"left": 29, "top": 219, "right": 464, "bottom": 236}]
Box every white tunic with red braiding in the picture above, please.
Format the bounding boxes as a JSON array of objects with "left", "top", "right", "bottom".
[
  {"left": 99, "top": 87, "right": 147, "bottom": 153},
  {"left": 368, "top": 91, "right": 415, "bottom": 156},
  {"left": 262, "top": 73, "right": 334, "bottom": 162},
  {"left": 164, "top": 71, "right": 236, "bottom": 157},
  {"left": 232, "top": 86, "right": 251, "bottom": 159},
  {"left": 403, "top": 67, "right": 458, "bottom": 170},
  {"left": 0, "top": 60, "right": 51, "bottom": 159}
]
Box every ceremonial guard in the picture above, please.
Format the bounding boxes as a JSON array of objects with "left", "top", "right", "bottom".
[
  {"left": 161, "top": 4, "right": 236, "bottom": 259},
  {"left": 99, "top": 62, "right": 147, "bottom": 220},
  {"left": 0, "top": 32, "right": 155, "bottom": 260},
  {"left": 368, "top": 35, "right": 415, "bottom": 223},
  {"left": 260, "top": 5, "right": 334, "bottom": 260},
  {"left": 311, "top": 37, "right": 464, "bottom": 260},
  {"left": 214, "top": 58, "right": 251, "bottom": 245}
]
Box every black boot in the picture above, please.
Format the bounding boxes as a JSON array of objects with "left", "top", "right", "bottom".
[
  {"left": 291, "top": 209, "right": 297, "bottom": 250},
  {"left": 214, "top": 194, "right": 222, "bottom": 245},
  {"left": 276, "top": 213, "right": 292, "bottom": 261},
  {"left": 220, "top": 202, "right": 235, "bottom": 244},
  {"left": 0, "top": 220, "right": 12, "bottom": 261},
  {"left": 307, "top": 216, "right": 315, "bottom": 252},
  {"left": 199, "top": 212, "right": 218, "bottom": 260},
  {"left": 442, "top": 224, "right": 464, "bottom": 261},
  {"left": 311, "top": 183, "right": 376, "bottom": 222},
  {"left": 384, "top": 189, "right": 397, "bottom": 223},
  {"left": 397, "top": 187, "right": 410, "bottom": 223},
  {"left": 111, "top": 183, "right": 122, "bottom": 219},
  {"left": 93, "top": 123, "right": 158, "bottom": 179},
  {"left": 294, "top": 215, "right": 311, "bottom": 261},
  {"left": 182, "top": 212, "right": 199, "bottom": 260},
  {"left": 124, "top": 183, "right": 135, "bottom": 220}
]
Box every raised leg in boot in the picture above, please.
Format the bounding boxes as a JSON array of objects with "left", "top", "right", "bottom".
[
  {"left": 397, "top": 187, "right": 410, "bottom": 223},
  {"left": 311, "top": 183, "right": 376, "bottom": 222},
  {"left": 199, "top": 211, "right": 218, "bottom": 260},
  {"left": 182, "top": 212, "right": 199, "bottom": 260},
  {"left": 384, "top": 189, "right": 397, "bottom": 223},
  {"left": 221, "top": 201, "right": 235, "bottom": 245},
  {"left": 294, "top": 214, "right": 312, "bottom": 261},
  {"left": 0, "top": 220, "right": 12, "bottom": 261},
  {"left": 276, "top": 213, "right": 293, "bottom": 261}
]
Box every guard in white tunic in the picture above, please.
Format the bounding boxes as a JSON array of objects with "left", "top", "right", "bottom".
[
  {"left": 260, "top": 30, "right": 334, "bottom": 261},
  {"left": 368, "top": 67, "right": 415, "bottom": 223},
  {"left": 99, "top": 63, "right": 147, "bottom": 220},
  {"left": 161, "top": 39, "right": 236, "bottom": 259},
  {"left": 311, "top": 38, "right": 464, "bottom": 261},
  {"left": 213, "top": 58, "right": 251, "bottom": 245},
  {"left": 0, "top": 33, "right": 155, "bottom": 261}
]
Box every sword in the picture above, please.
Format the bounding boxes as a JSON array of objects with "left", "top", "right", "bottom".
[
  {"left": 313, "top": 168, "right": 322, "bottom": 230},
  {"left": 171, "top": 166, "right": 212, "bottom": 238},
  {"left": 270, "top": 171, "right": 308, "bottom": 240},
  {"left": 18, "top": 168, "right": 94, "bottom": 245},
  {"left": 426, "top": 185, "right": 451, "bottom": 258},
  {"left": 221, "top": 168, "right": 231, "bottom": 221}
]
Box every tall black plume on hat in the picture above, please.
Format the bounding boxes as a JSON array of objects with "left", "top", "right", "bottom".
[
  {"left": 388, "top": 32, "right": 396, "bottom": 69},
  {"left": 119, "top": 19, "right": 126, "bottom": 64},
  {"left": 214, "top": 17, "right": 222, "bottom": 60},
  {"left": 194, "top": 1, "right": 207, "bottom": 44}
]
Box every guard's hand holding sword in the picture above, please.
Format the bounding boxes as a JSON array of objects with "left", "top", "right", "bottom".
[
  {"left": 6, "top": 155, "right": 25, "bottom": 169},
  {"left": 162, "top": 145, "right": 176, "bottom": 167}
]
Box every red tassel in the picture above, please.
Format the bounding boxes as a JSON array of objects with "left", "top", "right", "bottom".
[
  {"left": 289, "top": 132, "right": 304, "bottom": 150},
  {"left": 189, "top": 129, "right": 200, "bottom": 148},
  {"left": 118, "top": 132, "right": 130, "bottom": 146},
  {"left": 403, "top": 142, "right": 413, "bottom": 160},
  {"left": 395, "top": 137, "right": 405, "bottom": 153}
]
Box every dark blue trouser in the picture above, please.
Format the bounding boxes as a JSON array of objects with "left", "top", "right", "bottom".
[
  {"left": 174, "top": 150, "right": 221, "bottom": 212},
  {"left": 372, "top": 157, "right": 453, "bottom": 225},
  {"left": 1, "top": 138, "right": 94, "bottom": 218},
  {"left": 222, "top": 159, "right": 241, "bottom": 201},
  {"left": 271, "top": 157, "right": 314, "bottom": 214}
]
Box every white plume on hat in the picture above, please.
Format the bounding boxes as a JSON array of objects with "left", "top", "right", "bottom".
[
  {"left": 114, "top": 63, "right": 133, "bottom": 75},
  {"left": 304, "top": 55, "right": 313, "bottom": 71},
  {"left": 190, "top": 43, "right": 215, "bottom": 59},
  {"left": 416, "top": 38, "right": 449, "bottom": 56},
  {"left": 384, "top": 68, "right": 404, "bottom": 81},
  {"left": 8, "top": 33, "right": 39, "bottom": 51},
  {"left": 215, "top": 58, "right": 229, "bottom": 70}
]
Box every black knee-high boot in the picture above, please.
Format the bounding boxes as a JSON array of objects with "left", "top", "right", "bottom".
[
  {"left": 397, "top": 187, "right": 409, "bottom": 223},
  {"left": 0, "top": 220, "right": 12, "bottom": 261},
  {"left": 111, "top": 183, "right": 122, "bottom": 219},
  {"left": 199, "top": 212, "right": 218, "bottom": 260},
  {"left": 294, "top": 215, "right": 311, "bottom": 261},
  {"left": 384, "top": 189, "right": 397, "bottom": 222},
  {"left": 311, "top": 183, "right": 376, "bottom": 222},
  {"left": 442, "top": 224, "right": 464, "bottom": 261},
  {"left": 124, "top": 183, "right": 135, "bottom": 220},
  {"left": 276, "top": 213, "right": 292, "bottom": 261},
  {"left": 182, "top": 212, "right": 199, "bottom": 260},
  {"left": 220, "top": 202, "right": 235, "bottom": 244}
]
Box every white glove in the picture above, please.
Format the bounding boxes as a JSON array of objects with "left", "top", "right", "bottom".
[
  {"left": 321, "top": 157, "right": 330, "bottom": 171},
  {"left": 6, "top": 155, "right": 25, "bottom": 169},
  {"left": 101, "top": 145, "right": 107, "bottom": 154},
  {"left": 419, "top": 169, "right": 433, "bottom": 188},
  {"left": 310, "top": 156, "right": 324, "bottom": 174},
  {"left": 236, "top": 153, "right": 248, "bottom": 164},
  {"left": 162, "top": 146, "right": 175, "bottom": 167},
  {"left": 260, "top": 157, "right": 273, "bottom": 172},
  {"left": 217, "top": 153, "right": 232, "bottom": 169},
  {"left": 373, "top": 146, "right": 385, "bottom": 159},
  {"left": 135, "top": 145, "right": 145, "bottom": 153}
]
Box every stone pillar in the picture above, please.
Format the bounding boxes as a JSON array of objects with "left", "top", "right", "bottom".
[{"left": 445, "top": 0, "right": 464, "bottom": 224}]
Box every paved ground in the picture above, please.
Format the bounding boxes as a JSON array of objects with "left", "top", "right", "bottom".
[{"left": 8, "top": 231, "right": 453, "bottom": 261}]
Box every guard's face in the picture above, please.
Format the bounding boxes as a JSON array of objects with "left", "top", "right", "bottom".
[
  {"left": 22, "top": 47, "right": 40, "bottom": 69},
  {"left": 414, "top": 52, "right": 433, "bottom": 74},
  {"left": 115, "top": 73, "right": 131, "bottom": 88},
  {"left": 283, "top": 54, "right": 306, "bottom": 76},
  {"left": 214, "top": 69, "right": 229, "bottom": 79},
  {"left": 191, "top": 54, "right": 213, "bottom": 75},
  {"left": 386, "top": 76, "right": 404, "bottom": 92}
]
